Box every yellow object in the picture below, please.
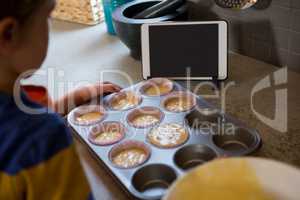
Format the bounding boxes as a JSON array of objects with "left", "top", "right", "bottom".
[
  {"left": 0, "top": 145, "right": 91, "bottom": 200},
  {"left": 52, "top": 0, "right": 104, "bottom": 25},
  {"left": 165, "top": 159, "right": 274, "bottom": 200}
]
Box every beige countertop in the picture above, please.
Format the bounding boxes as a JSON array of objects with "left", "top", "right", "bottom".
[{"left": 28, "top": 20, "right": 300, "bottom": 200}]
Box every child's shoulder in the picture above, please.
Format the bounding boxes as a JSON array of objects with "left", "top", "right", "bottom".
[
  {"left": 0, "top": 92, "right": 70, "bottom": 138},
  {"left": 0, "top": 92, "right": 73, "bottom": 175}
]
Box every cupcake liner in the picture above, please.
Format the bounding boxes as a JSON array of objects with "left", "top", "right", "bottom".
[
  {"left": 140, "top": 78, "right": 174, "bottom": 97},
  {"left": 70, "top": 105, "right": 107, "bottom": 126},
  {"left": 109, "top": 140, "right": 151, "bottom": 169},
  {"left": 88, "top": 121, "right": 126, "bottom": 146},
  {"left": 162, "top": 91, "right": 197, "bottom": 113},
  {"left": 127, "top": 106, "right": 164, "bottom": 129},
  {"left": 147, "top": 123, "right": 189, "bottom": 149},
  {"left": 108, "top": 91, "right": 142, "bottom": 111}
]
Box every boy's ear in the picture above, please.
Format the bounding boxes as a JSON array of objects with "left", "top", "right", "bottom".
[{"left": 0, "top": 17, "right": 20, "bottom": 56}]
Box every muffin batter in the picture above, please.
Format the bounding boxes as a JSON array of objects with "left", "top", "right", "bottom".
[
  {"left": 148, "top": 123, "right": 189, "bottom": 148},
  {"left": 94, "top": 131, "right": 123, "bottom": 144},
  {"left": 165, "top": 97, "right": 194, "bottom": 112},
  {"left": 132, "top": 114, "right": 159, "bottom": 127},
  {"left": 112, "top": 148, "right": 147, "bottom": 168},
  {"left": 145, "top": 84, "right": 172, "bottom": 96},
  {"left": 111, "top": 92, "right": 140, "bottom": 110},
  {"left": 76, "top": 112, "right": 103, "bottom": 123}
]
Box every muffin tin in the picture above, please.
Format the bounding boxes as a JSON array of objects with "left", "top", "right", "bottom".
[{"left": 68, "top": 79, "right": 262, "bottom": 200}]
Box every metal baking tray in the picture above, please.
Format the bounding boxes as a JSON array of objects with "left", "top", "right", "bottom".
[{"left": 68, "top": 79, "right": 262, "bottom": 200}]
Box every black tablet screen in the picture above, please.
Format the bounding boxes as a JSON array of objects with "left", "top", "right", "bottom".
[{"left": 149, "top": 24, "right": 219, "bottom": 78}]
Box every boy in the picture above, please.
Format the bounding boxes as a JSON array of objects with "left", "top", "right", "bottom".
[{"left": 0, "top": 0, "right": 121, "bottom": 199}]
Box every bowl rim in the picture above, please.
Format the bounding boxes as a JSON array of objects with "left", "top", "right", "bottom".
[{"left": 112, "top": 0, "right": 188, "bottom": 24}]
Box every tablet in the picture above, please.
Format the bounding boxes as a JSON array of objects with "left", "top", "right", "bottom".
[{"left": 141, "top": 21, "right": 228, "bottom": 80}]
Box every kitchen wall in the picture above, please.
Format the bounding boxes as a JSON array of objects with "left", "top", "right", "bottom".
[{"left": 188, "top": 0, "right": 300, "bottom": 72}]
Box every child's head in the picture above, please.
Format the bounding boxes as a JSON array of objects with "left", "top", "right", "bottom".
[{"left": 0, "top": 0, "right": 56, "bottom": 75}]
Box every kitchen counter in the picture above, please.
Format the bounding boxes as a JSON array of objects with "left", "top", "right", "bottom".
[{"left": 28, "top": 20, "right": 300, "bottom": 200}]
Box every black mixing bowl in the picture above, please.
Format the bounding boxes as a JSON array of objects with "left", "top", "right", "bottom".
[{"left": 112, "top": 0, "right": 188, "bottom": 60}]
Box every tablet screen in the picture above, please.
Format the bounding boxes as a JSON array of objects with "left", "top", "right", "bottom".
[{"left": 148, "top": 24, "right": 219, "bottom": 78}]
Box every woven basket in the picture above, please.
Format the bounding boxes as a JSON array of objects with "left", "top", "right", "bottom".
[{"left": 52, "top": 0, "right": 104, "bottom": 25}]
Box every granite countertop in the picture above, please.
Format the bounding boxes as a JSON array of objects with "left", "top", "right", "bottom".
[
  {"left": 206, "top": 54, "right": 300, "bottom": 166},
  {"left": 28, "top": 20, "right": 300, "bottom": 200}
]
